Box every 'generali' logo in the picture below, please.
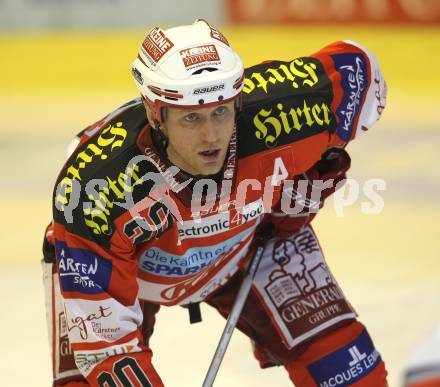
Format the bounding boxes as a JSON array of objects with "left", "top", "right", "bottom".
[{"left": 180, "top": 44, "right": 220, "bottom": 68}]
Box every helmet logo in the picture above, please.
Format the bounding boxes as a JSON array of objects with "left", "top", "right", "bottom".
[
  {"left": 193, "top": 84, "right": 225, "bottom": 95},
  {"left": 210, "top": 26, "right": 229, "bottom": 46},
  {"left": 196, "top": 19, "right": 230, "bottom": 46},
  {"left": 142, "top": 27, "right": 174, "bottom": 65},
  {"left": 180, "top": 44, "right": 220, "bottom": 70}
]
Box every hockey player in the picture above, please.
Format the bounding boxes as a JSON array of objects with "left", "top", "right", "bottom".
[{"left": 42, "top": 19, "right": 389, "bottom": 386}]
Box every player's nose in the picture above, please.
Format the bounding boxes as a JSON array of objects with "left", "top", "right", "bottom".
[{"left": 200, "top": 119, "right": 219, "bottom": 143}]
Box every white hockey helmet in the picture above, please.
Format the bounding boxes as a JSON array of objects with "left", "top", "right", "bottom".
[{"left": 131, "top": 19, "right": 244, "bottom": 125}]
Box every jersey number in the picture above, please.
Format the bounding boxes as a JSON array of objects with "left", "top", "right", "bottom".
[
  {"left": 123, "top": 201, "right": 173, "bottom": 244},
  {"left": 97, "top": 357, "right": 152, "bottom": 386}
]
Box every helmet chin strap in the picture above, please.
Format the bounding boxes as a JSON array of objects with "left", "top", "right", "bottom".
[
  {"left": 152, "top": 119, "right": 169, "bottom": 150},
  {"left": 142, "top": 95, "right": 169, "bottom": 150}
]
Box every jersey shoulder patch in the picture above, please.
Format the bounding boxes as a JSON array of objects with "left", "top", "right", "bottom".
[{"left": 313, "top": 40, "right": 387, "bottom": 142}]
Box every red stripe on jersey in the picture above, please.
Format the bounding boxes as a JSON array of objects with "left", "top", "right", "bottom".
[
  {"left": 53, "top": 223, "right": 116, "bottom": 259},
  {"left": 71, "top": 330, "right": 142, "bottom": 352},
  {"left": 60, "top": 291, "right": 111, "bottom": 301}
]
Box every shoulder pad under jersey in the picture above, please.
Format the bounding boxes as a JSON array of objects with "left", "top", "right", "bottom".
[{"left": 52, "top": 99, "right": 166, "bottom": 248}]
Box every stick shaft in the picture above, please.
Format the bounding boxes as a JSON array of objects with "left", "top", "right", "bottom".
[{"left": 201, "top": 245, "right": 265, "bottom": 387}]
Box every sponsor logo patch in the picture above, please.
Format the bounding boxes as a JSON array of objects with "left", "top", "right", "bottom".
[
  {"left": 238, "top": 57, "right": 335, "bottom": 154},
  {"left": 75, "top": 342, "right": 138, "bottom": 376},
  {"left": 179, "top": 198, "right": 263, "bottom": 240},
  {"left": 142, "top": 27, "right": 174, "bottom": 65},
  {"left": 56, "top": 241, "right": 112, "bottom": 294},
  {"left": 242, "top": 57, "right": 320, "bottom": 95},
  {"left": 207, "top": 22, "right": 229, "bottom": 46},
  {"left": 180, "top": 44, "right": 220, "bottom": 69},
  {"left": 66, "top": 305, "right": 115, "bottom": 341},
  {"left": 254, "top": 228, "right": 356, "bottom": 347},
  {"left": 308, "top": 330, "right": 382, "bottom": 386},
  {"left": 139, "top": 226, "right": 255, "bottom": 277},
  {"left": 58, "top": 311, "right": 76, "bottom": 373},
  {"left": 264, "top": 231, "right": 351, "bottom": 326},
  {"left": 332, "top": 53, "right": 368, "bottom": 142},
  {"left": 54, "top": 121, "right": 128, "bottom": 235},
  {"left": 252, "top": 100, "right": 332, "bottom": 148}
]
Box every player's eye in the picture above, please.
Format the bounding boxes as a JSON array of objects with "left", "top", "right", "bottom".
[
  {"left": 214, "top": 106, "right": 227, "bottom": 116},
  {"left": 184, "top": 113, "right": 199, "bottom": 122}
]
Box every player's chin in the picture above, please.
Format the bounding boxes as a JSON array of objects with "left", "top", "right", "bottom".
[{"left": 198, "top": 162, "right": 223, "bottom": 176}]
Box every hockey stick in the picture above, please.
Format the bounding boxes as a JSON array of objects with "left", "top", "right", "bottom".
[{"left": 202, "top": 223, "right": 275, "bottom": 387}]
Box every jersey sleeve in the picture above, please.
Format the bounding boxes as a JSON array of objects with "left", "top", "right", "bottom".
[
  {"left": 52, "top": 220, "right": 163, "bottom": 386},
  {"left": 240, "top": 41, "right": 386, "bottom": 235},
  {"left": 238, "top": 40, "right": 387, "bottom": 176}
]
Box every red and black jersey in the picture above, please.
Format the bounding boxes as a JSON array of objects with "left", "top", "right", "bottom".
[{"left": 44, "top": 40, "right": 386, "bottom": 383}]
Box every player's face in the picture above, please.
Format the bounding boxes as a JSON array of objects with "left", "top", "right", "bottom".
[{"left": 163, "top": 101, "right": 235, "bottom": 176}]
